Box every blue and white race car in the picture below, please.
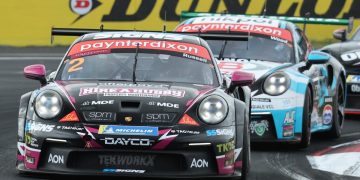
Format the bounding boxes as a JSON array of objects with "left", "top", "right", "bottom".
[{"left": 175, "top": 12, "right": 347, "bottom": 148}]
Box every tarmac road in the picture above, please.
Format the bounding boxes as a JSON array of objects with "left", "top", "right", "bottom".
[{"left": 0, "top": 47, "right": 359, "bottom": 180}]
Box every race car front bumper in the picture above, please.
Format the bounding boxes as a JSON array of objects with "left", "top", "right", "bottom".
[{"left": 17, "top": 122, "right": 244, "bottom": 178}]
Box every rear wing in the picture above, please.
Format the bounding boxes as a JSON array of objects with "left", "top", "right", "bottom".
[
  {"left": 180, "top": 11, "right": 354, "bottom": 32},
  {"left": 51, "top": 27, "right": 249, "bottom": 43}
]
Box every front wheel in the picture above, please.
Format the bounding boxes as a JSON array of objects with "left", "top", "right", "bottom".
[
  {"left": 297, "top": 87, "right": 312, "bottom": 148},
  {"left": 325, "top": 80, "right": 344, "bottom": 138}
]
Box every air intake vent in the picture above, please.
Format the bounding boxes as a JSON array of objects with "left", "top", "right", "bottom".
[{"left": 121, "top": 101, "right": 140, "bottom": 109}]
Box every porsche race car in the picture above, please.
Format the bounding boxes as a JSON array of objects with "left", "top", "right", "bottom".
[
  {"left": 17, "top": 31, "right": 253, "bottom": 178},
  {"left": 322, "top": 26, "right": 360, "bottom": 115},
  {"left": 175, "top": 12, "right": 347, "bottom": 148}
]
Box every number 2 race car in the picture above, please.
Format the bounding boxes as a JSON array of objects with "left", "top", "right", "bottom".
[
  {"left": 175, "top": 12, "right": 347, "bottom": 148},
  {"left": 321, "top": 23, "right": 360, "bottom": 115},
  {"left": 17, "top": 30, "right": 254, "bottom": 179}
]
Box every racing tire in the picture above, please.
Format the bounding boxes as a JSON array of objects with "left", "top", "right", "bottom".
[
  {"left": 241, "top": 108, "right": 250, "bottom": 180},
  {"left": 324, "top": 80, "right": 344, "bottom": 138},
  {"left": 297, "top": 87, "right": 312, "bottom": 148}
]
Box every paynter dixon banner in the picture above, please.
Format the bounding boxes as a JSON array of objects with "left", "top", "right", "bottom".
[{"left": 0, "top": 0, "right": 359, "bottom": 46}]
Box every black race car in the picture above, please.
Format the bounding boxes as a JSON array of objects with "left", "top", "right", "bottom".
[
  {"left": 322, "top": 27, "right": 360, "bottom": 115},
  {"left": 17, "top": 31, "right": 253, "bottom": 179}
]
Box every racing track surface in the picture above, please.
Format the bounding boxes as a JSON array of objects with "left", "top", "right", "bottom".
[{"left": 0, "top": 47, "right": 360, "bottom": 180}]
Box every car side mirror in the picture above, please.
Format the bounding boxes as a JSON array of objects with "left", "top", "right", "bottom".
[
  {"left": 307, "top": 51, "right": 330, "bottom": 65},
  {"left": 24, "top": 64, "right": 47, "bottom": 85},
  {"left": 333, "top": 28, "right": 347, "bottom": 42},
  {"left": 228, "top": 71, "right": 255, "bottom": 93}
]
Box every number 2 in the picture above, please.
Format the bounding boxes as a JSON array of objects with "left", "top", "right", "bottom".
[{"left": 68, "top": 58, "right": 84, "bottom": 73}]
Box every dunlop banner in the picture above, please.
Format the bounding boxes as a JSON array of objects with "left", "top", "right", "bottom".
[{"left": 0, "top": 0, "right": 359, "bottom": 46}]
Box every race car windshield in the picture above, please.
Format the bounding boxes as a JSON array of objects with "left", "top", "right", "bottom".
[
  {"left": 206, "top": 36, "right": 294, "bottom": 63},
  {"left": 59, "top": 52, "right": 218, "bottom": 86}
]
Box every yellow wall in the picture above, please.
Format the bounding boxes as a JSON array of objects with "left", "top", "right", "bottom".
[{"left": 0, "top": 0, "right": 358, "bottom": 46}]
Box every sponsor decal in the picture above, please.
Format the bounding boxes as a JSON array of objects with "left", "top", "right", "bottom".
[
  {"left": 250, "top": 120, "right": 269, "bottom": 136},
  {"left": 224, "top": 150, "right": 235, "bottom": 167},
  {"left": 177, "top": 23, "right": 292, "bottom": 42},
  {"left": 79, "top": 87, "right": 185, "bottom": 98},
  {"left": 124, "top": 116, "right": 133, "bottom": 122},
  {"left": 98, "top": 125, "right": 158, "bottom": 136},
  {"left": 170, "top": 129, "right": 200, "bottom": 135},
  {"left": 103, "top": 168, "right": 145, "bottom": 173},
  {"left": 341, "top": 51, "right": 360, "bottom": 62},
  {"left": 148, "top": 101, "right": 180, "bottom": 109},
  {"left": 324, "top": 97, "right": 333, "bottom": 103},
  {"left": 270, "top": 36, "right": 288, "bottom": 43},
  {"left": 89, "top": 32, "right": 184, "bottom": 41},
  {"left": 60, "top": 111, "right": 80, "bottom": 122},
  {"left": 25, "top": 121, "right": 55, "bottom": 132},
  {"left": 252, "top": 98, "right": 271, "bottom": 102},
  {"left": 26, "top": 156, "right": 35, "bottom": 164},
  {"left": 283, "top": 111, "right": 295, "bottom": 137},
  {"left": 56, "top": 125, "right": 84, "bottom": 131},
  {"left": 323, "top": 105, "right": 333, "bottom": 125},
  {"left": 81, "top": 100, "right": 114, "bottom": 106},
  {"left": 284, "top": 111, "right": 295, "bottom": 125},
  {"left": 68, "top": 39, "right": 211, "bottom": 60},
  {"left": 83, "top": 111, "right": 116, "bottom": 121},
  {"left": 178, "top": 114, "right": 199, "bottom": 126},
  {"left": 70, "top": 0, "right": 97, "bottom": 16},
  {"left": 100, "top": 137, "right": 154, "bottom": 146},
  {"left": 190, "top": 158, "right": 209, "bottom": 168},
  {"left": 25, "top": 134, "right": 38, "bottom": 148},
  {"left": 251, "top": 104, "right": 274, "bottom": 110},
  {"left": 99, "top": 155, "right": 155, "bottom": 167},
  {"left": 206, "top": 129, "right": 234, "bottom": 136},
  {"left": 141, "top": 113, "right": 176, "bottom": 123},
  {"left": 190, "top": 16, "right": 280, "bottom": 26},
  {"left": 98, "top": 82, "right": 168, "bottom": 87},
  {"left": 351, "top": 84, "right": 360, "bottom": 93},
  {"left": 216, "top": 140, "right": 235, "bottom": 153},
  {"left": 48, "top": 153, "right": 64, "bottom": 164},
  {"left": 347, "top": 75, "right": 360, "bottom": 83},
  {"left": 283, "top": 125, "right": 294, "bottom": 137}
]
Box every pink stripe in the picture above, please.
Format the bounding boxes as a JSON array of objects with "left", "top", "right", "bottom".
[
  {"left": 85, "top": 126, "right": 99, "bottom": 134},
  {"left": 235, "top": 160, "right": 242, "bottom": 168},
  {"left": 216, "top": 156, "right": 235, "bottom": 174},
  {"left": 184, "top": 88, "right": 215, "bottom": 113},
  {"left": 24, "top": 147, "right": 41, "bottom": 170},
  {"left": 158, "top": 129, "right": 171, "bottom": 135},
  {"left": 17, "top": 155, "right": 24, "bottom": 161}
]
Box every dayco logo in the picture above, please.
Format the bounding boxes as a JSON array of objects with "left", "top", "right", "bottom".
[
  {"left": 101, "top": 137, "right": 154, "bottom": 146},
  {"left": 341, "top": 51, "right": 360, "bottom": 62},
  {"left": 351, "top": 84, "right": 360, "bottom": 93},
  {"left": 69, "top": 1, "right": 359, "bottom": 23},
  {"left": 99, "top": 155, "right": 156, "bottom": 167},
  {"left": 48, "top": 153, "right": 64, "bottom": 164},
  {"left": 26, "top": 122, "right": 55, "bottom": 132},
  {"left": 216, "top": 140, "right": 235, "bottom": 153},
  {"left": 190, "top": 158, "right": 209, "bottom": 168},
  {"left": 82, "top": 100, "right": 114, "bottom": 106}
]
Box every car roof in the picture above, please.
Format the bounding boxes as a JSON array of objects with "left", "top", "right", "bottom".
[{"left": 76, "top": 31, "right": 205, "bottom": 46}]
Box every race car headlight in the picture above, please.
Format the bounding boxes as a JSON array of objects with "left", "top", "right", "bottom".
[
  {"left": 198, "top": 95, "right": 228, "bottom": 124},
  {"left": 35, "top": 90, "right": 63, "bottom": 119},
  {"left": 263, "top": 72, "right": 290, "bottom": 96}
]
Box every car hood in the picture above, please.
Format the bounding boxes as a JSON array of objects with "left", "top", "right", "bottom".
[
  {"left": 55, "top": 81, "right": 215, "bottom": 125},
  {"left": 218, "top": 59, "right": 290, "bottom": 80}
]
